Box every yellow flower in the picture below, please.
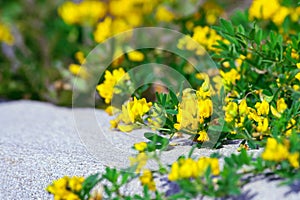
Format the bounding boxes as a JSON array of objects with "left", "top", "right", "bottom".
[
  {"left": 262, "top": 138, "right": 289, "bottom": 162},
  {"left": 177, "top": 35, "right": 206, "bottom": 55},
  {"left": 128, "top": 97, "right": 152, "bottom": 122},
  {"left": 285, "top": 119, "right": 296, "bottom": 136},
  {"left": 93, "top": 16, "right": 133, "bottom": 43},
  {"left": 220, "top": 69, "right": 241, "bottom": 86},
  {"left": 235, "top": 54, "right": 246, "bottom": 69},
  {"left": 174, "top": 89, "right": 199, "bottom": 131},
  {"left": 222, "top": 61, "right": 230, "bottom": 68},
  {"left": 139, "top": 169, "right": 156, "bottom": 191},
  {"left": 168, "top": 162, "right": 179, "bottom": 181},
  {"left": 212, "top": 75, "right": 223, "bottom": 94},
  {"left": 198, "top": 99, "right": 213, "bottom": 123},
  {"left": 174, "top": 88, "right": 213, "bottom": 131},
  {"left": 79, "top": 0, "right": 106, "bottom": 25},
  {"left": 155, "top": 6, "right": 175, "bottom": 22},
  {"left": 134, "top": 142, "right": 147, "bottom": 152},
  {"left": 96, "top": 68, "right": 129, "bottom": 104},
  {"left": 239, "top": 99, "right": 248, "bottom": 115},
  {"left": 58, "top": 1, "right": 79, "bottom": 25},
  {"left": 236, "top": 116, "right": 246, "bottom": 128},
  {"left": 196, "top": 73, "right": 211, "bottom": 92},
  {"left": 179, "top": 158, "right": 198, "bottom": 179},
  {"left": 291, "top": 49, "right": 299, "bottom": 60},
  {"left": 197, "top": 86, "right": 211, "bottom": 99},
  {"left": 75, "top": 51, "right": 85, "bottom": 64},
  {"left": 93, "top": 17, "right": 112, "bottom": 43},
  {"left": 202, "top": 1, "right": 223, "bottom": 25},
  {"left": 0, "top": 23, "right": 14, "bottom": 45},
  {"left": 272, "top": 6, "right": 290, "bottom": 25},
  {"left": 198, "top": 157, "right": 220, "bottom": 176},
  {"left": 293, "top": 84, "right": 300, "bottom": 91},
  {"left": 127, "top": 50, "right": 144, "bottom": 62},
  {"left": 105, "top": 106, "right": 115, "bottom": 116},
  {"left": 288, "top": 152, "right": 300, "bottom": 169},
  {"left": 224, "top": 102, "right": 238, "bottom": 123},
  {"left": 111, "top": 97, "right": 152, "bottom": 132},
  {"left": 248, "top": 107, "right": 260, "bottom": 122},
  {"left": 270, "top": 106, "right": 281, "bottom": 118},
  {"left": 197, "top": 130, "right": 209, "bottom": 142},
  {"left": 192, "top": 26, "right": 227, "bottom": 52},
  {"left": 110, "top": 119, "right": 118, "bottom": 129},
  {"left": 255, "top": 100, "right": 269, "bottom": 116},
  {"left": 249, "top": 0, "right": 280, "bottom": 20},
  {"left": 130, "top": 152, "right": 148, "bottom": 173},
  {"left": 69, "top": 176, "right": 85, "bottom": 192},
  {"left": 46, "top": 176, "right": 84, "bottom": 200},
  {"left": 185, "top": 21, "right": 194, "bottom": 31},
  {"left": 111, "top": 17, "right": 131, "bottom": 35},
  {"left": 276, "top": 98, "right": 287, "bottom": 113},
  {"left": 58, "top": 1, "right": 106, "bottom": 26},
  {"left": 296, "top": 72, "right": 300, "bottom": 81},
  {"left": 69, "top": 64, "right": 89, "bottom": 78},
  {"left": 168, "top": 157, "right": 219, "bottom": 181},
  {"left": 256, "top": 117, "right": 269, "bottom": 133}
]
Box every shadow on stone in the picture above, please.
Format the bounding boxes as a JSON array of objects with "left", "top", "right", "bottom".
[{"left": 284, "top": 180, "right": 300, "bottom": 197}]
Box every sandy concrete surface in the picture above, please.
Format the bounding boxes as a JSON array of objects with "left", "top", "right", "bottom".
[{"left": 0, "top": 100, "right": 299, "bottom": 199}]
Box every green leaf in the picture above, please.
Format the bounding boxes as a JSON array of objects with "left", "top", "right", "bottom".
[
  {"left": 248, "top": 139, "right": 258, "bottom": 149},
  {"left": 240, "top": 149, "right": 250, "bottom": 165},
  {"left": 144, "top": 132, "right": 169, "bottom": 150},
  {"left": 170, "top": 90, "right": 179, "bottom": 105},
  {"left": 162, "top": 93, "right": 167, "bottom": 106},
  {"left": 224, "top": 157, "right": 235, "bottom": 167},
  {"left": 165, "top": 109, "right": 178, "bottom": 115},
  {"left": 254, "top": 28, "right": 263, "bottom": 45},
  {"left": 220, "top": 18, "right": 235, "bottom": 35},
  {"left": 81, "top": 173, "right": 101, "bottom": 198}
]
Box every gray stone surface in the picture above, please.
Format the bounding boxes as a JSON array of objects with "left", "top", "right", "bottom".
[{"left": 0, "top": 100, "right": 299, "bottom": 199}]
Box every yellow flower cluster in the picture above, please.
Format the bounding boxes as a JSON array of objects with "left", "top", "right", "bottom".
[
  {"left": 69, "top": 65, "right": 89, "bottom": 79},
  {"left": 96, "top": 68, "right": 129, "bottom": 104},
  {"left": 224, "top": 99, "right": 251, "bottom": 135},
  {"left": 139, "top": 169, "right": 156, "bottom": 191},
  {"left": 177, "top": 35, "right": 206, "bottom": 55},
  {"left": 201, "top": 1, "right": 224, "bottom": 25},
  {"left": 130, "top": 152, "right": 148, "bottom": 173},
  {"left": 155, "top": 6, "right": 175, "bottom": 22},
  {"left": 285, "top": 118, "right": 297, "bottom": 136},
  {"left": 224, "top": 97, "right": 290, "bottom": 137},
  {"left": 0, "top": 23, "right": 14, "bottom": 45},
  {"left": 174, "top": 86, "right": 213, "bottom": 142},
  {"left": 295, "top": 63, "right": 300, "bottom": 82},
  {"left": 127, "top": 50, "right": 145, "bottom": 62},
  {"left": 192, "top": 26, "right": 228, "bottom": 52},
  {"left": 134, "top": 142, "right": 148, "bottom": 152},
  {"left": 249, "top": 0, "right": 300, "bottom": 25},
  {"left": 262, "top": 138, "right": 299, "bottom": 168},
  {"left": 58, "top": 1, "right": 106, "bottom": 26},
  {"left": 68, "top": 51, "right": 90, "bottom": 78},
  {"left": 110, "top": 97, "right": 152, "bottom": 132},
  {"left": 220, "top": 68, "right": 241, "bottom": 88},
  {"left": 93, "top": 0, "right": 159, "bottom": 43},
  {"left": 46, "top": 176, "right": 84, "bottom": 200},
  {"left": 168, "top": 157, "right": 220, "bottom": 181},
  {"left": 58, "top": 0, "right": 166, "bottom": 42},
  {"left": 270, "top": 98, "right": 288, "bottom": 118},
  {"left": 224, "top": 101, "right": 238, "bottom": 123},
  {"left": 93, "top": 17, "right": 131, "bottom": 43}
]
